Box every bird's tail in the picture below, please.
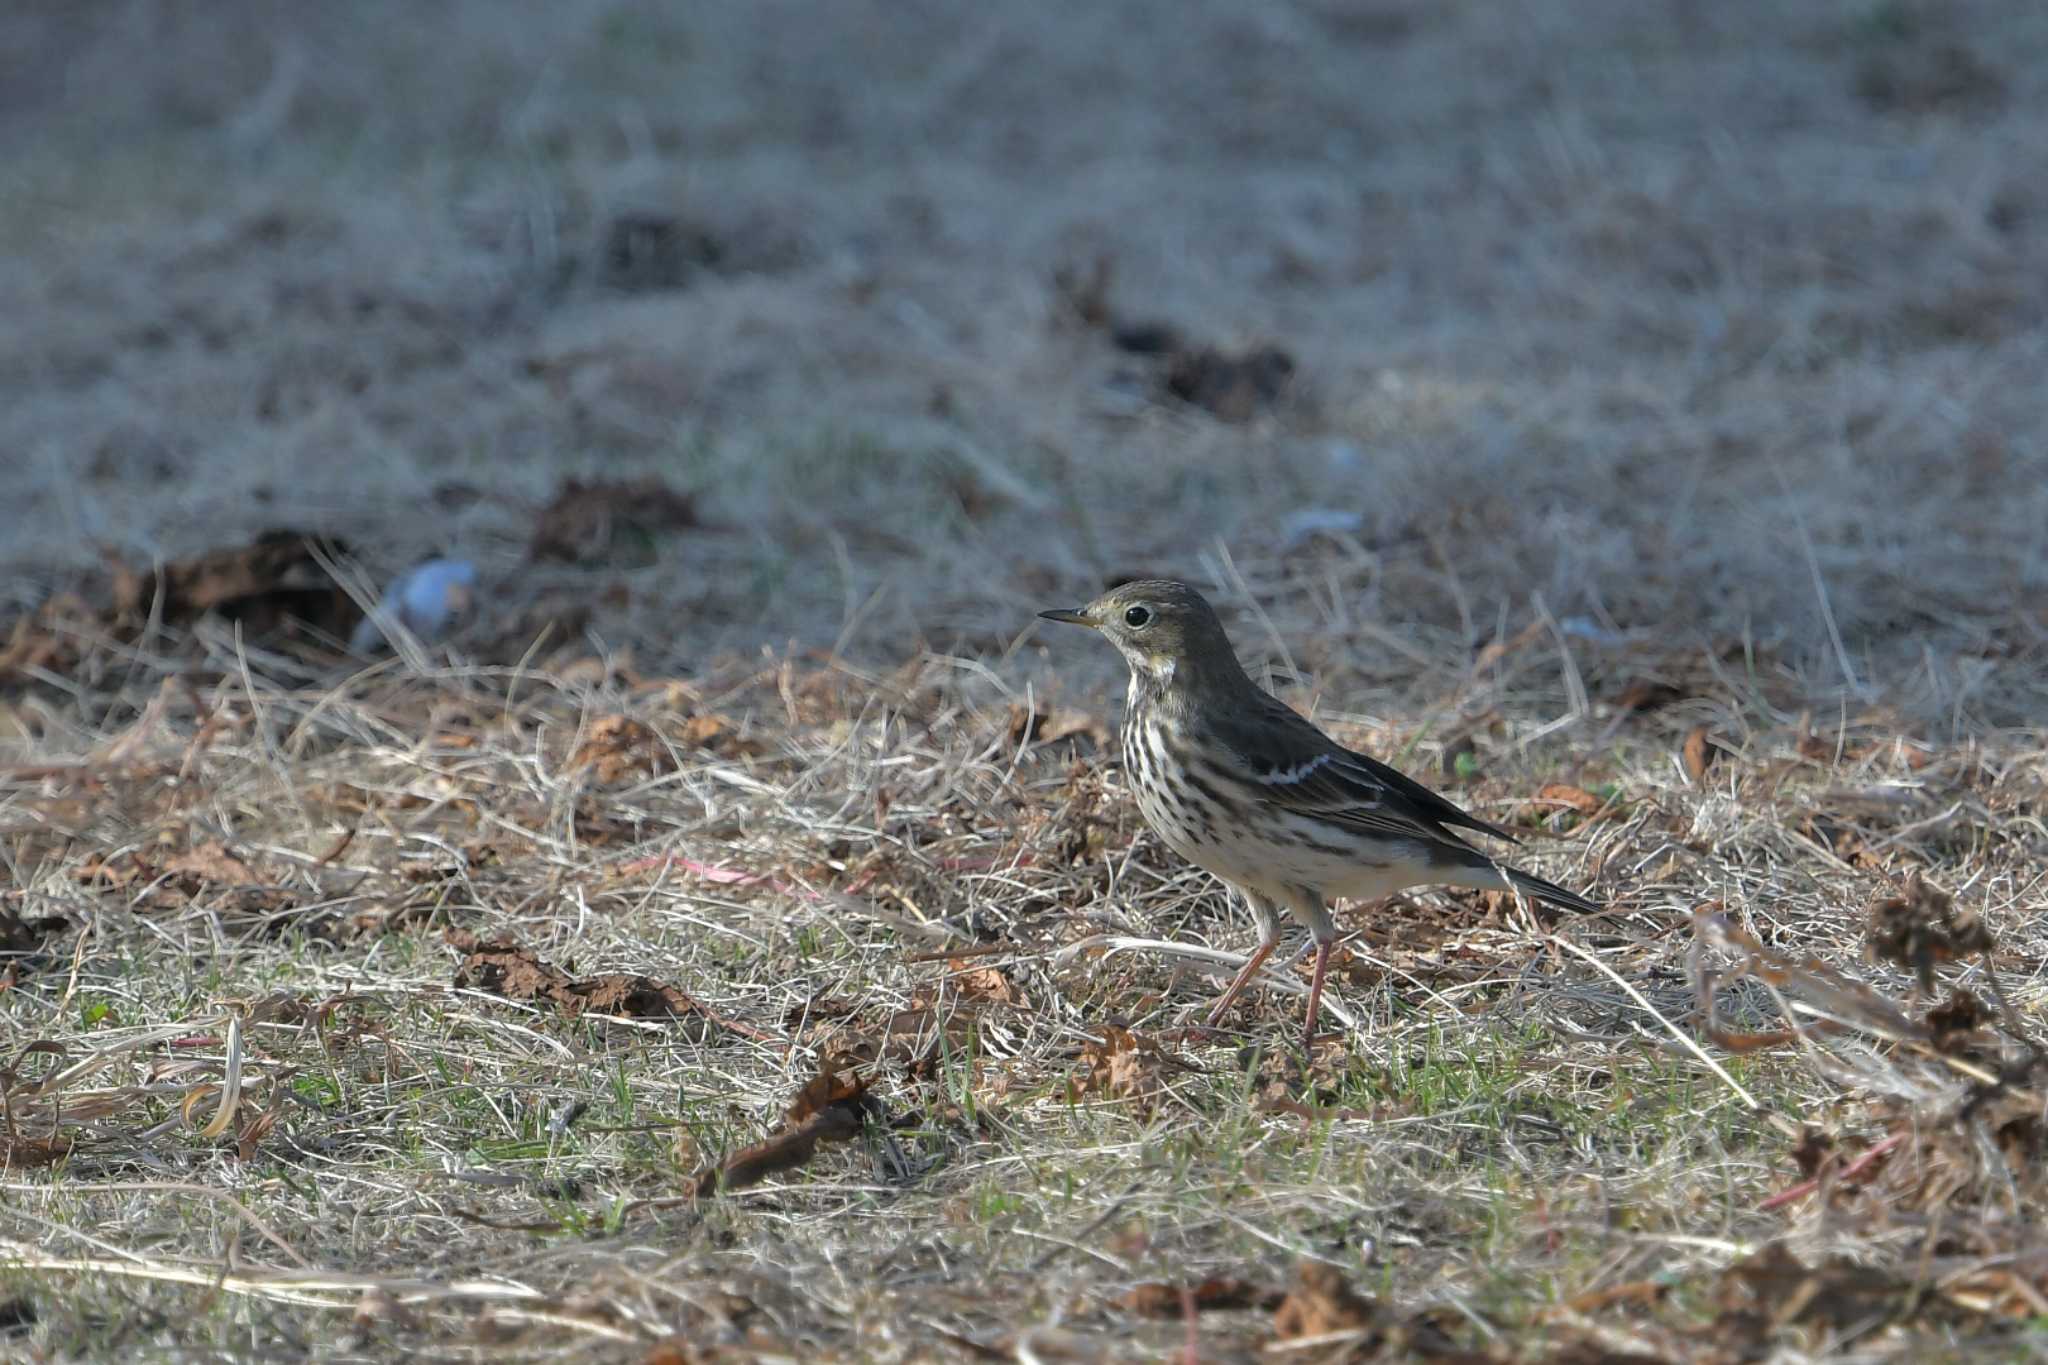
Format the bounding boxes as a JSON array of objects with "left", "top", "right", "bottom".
[{"left": 1503, "top": 865, "right": 1599, "bottom": 915}]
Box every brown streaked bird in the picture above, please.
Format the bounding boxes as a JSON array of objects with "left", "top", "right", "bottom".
[{"left": 1039, "top": 579, "right": 1597, "bottom": 1046}]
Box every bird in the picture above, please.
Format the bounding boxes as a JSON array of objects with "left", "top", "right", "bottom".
[{"left": 1038, "top": 579, "right": 1598, "bottom": 1046}]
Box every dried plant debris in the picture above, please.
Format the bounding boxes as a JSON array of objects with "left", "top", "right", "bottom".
[
  {"left": 1163, "top": 343, "right": 1297, "bottom": 422},
  {"left": 1705, "top": 1244, "right": 1926, "bottom": 1352},
  {"left": 4, "top": 531, "right": 359, "bottom": 683},
  {"left": 0, "top": 1131, "right": 74, "bottom": 1171},
  {"left": 1271, "top": 1261, "right": 1384, "bottom": 1344},
  {"left": 1690, "top": 907, "right": 1928, "bottom": 1051},
  {"left": 74, "top": 840, "right": 300, "bottom": 919},
  {"left": 529, "top": 477, "right": 698, "bottom": 564},
  {"left": 601, "top": 211, "right": 730, "bottom": 293},
  {"left": 1118, "top": 1277, "right": 1285, "bottom": 1317},
  {"left": 446, "top": 928, "right": 717, "bottom": 1026},
  {"left": 1855, "top": 43, "right": 2008, "bottom": 118},
  {"left": 110, "top": 529, "right": 359, "bottom": 639},
  {"left": 1053, "top": 255, "right": 1297, "bottom": 420},
  {"left": 1680, "top": 726, "right": 1720, "bottom": 782},
  {"left": 0, "top": 902, "right": 69, "bottom": 960},
  {"left": 1067, "top": 1026, "right": 1202, "bottom": 1115},
  {"left": 1267, "top": 1262, "right": 1478, "bottom": 1360},
  {"left": 569, "top": 714, "right": 674, "bottom": 785},
  {"left": 1004, "top": 702, "right": 1111, "bottom": 755},
  {"left": 1866, "top": 871, "right": 1996, "bottom": 993},
  {"left": 683, "top": 1066, "right": 884, "bottom": 1199}
]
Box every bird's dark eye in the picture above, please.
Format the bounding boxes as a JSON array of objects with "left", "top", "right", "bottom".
[{"left": 1123, "top": 605, "right": 1153, "bottom": 628}]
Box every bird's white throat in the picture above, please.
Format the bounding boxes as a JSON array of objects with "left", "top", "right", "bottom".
[{"left": 1122, "top": 652, "right": 1175, "bottom": 706}]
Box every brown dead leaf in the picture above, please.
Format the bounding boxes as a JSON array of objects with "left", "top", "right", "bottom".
[
  {"left": 782, "top": 995, "right": 863, "bottom": 1032},
  {"left": 1612, "top": 678, "right": 1686, "bottom": 712},
  {"left": 685, "top": 1064, "right": 880, "bottom": 1199},
  {"left": 1867, "top": 871, "right": 1995, "bottom": 993},
  {"left": 446, "top": 928, "right": 712, "bottom": 1025},
  {"left": 1069, "top": 1026, "right": 1182, "bottom": 1110},
  {"left": 0, "top": 592, "right": 105, "bottom": 682},
  {"left": 110, "top": 529, "right": 359, "bottom": 642},
  {"left": 530, "top": 477, "right": 698, "bottom": 563},
  {"left": 1559, "top": 1280, "right": 1671, "bottom": 1316},
  {"left": 1120, "top": 1278, "right": 1284, "bottom": 1317},
  {"left": 947, "top": 957, "right": 1030, "bottom": 1009},
  {"left": 570, "top": 715, "right": 670, "bottom": 785},
  {"left": 1525, "top": 783, "right": 1604, "bottom": 820},
  {"left": 1271, "top": 1261, "right": 1381, "bottom": 1343},
  {"left": 1681, "top": 726, "right": 1719, "bottom": 783},
  {"left": 1789, "top": 1126, "right": 1836, "bottom": 1181},
  {"left": 1924, "top": 988, "right": 1994, "bottom": 1052},
  {"left": 163, "top": 840, "right": 257, "bottom": 886},
  {"left": 0, "top": 1132, "right": 73, "bottom": 1170},
  {"left": 1005, "top": 704, "right": 1110, "bottom": 754},
  {"left": 785, "top": 1067, "right": 868, "bottom": 1125},
  {"left": 677, "top": 711, "right": 766, "bottom": 759},
  {"left": 0, "top": 904, "right": 68, "bottom": 959},
  {"left": 351, "top": 1286, "right": 420, "bottom": 1339},
  {"left": 1473, "top": 620, "right": 1546, "bottom": 672},
  {"left": 1710, "top": 1243, "right": 1914, "bottom": 1345},
  {"left": 1165, "top": 343, "right": 1296, "bottom": 422},
  {"left": 74, "top": 842, "right": 298, "bottom": 919}
]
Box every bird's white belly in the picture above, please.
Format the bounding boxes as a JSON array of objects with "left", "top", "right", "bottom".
[
  {"left": 1126, "top": 737, "right": 1433, "bottom": 903},
  {"left": 1148, "top": 791, "right": 1430, "bottom": 901}
]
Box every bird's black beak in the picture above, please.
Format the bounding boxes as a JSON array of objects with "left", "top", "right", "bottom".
[{"left": 1037, "top": 607, "right": 1093, "bottom": 627}]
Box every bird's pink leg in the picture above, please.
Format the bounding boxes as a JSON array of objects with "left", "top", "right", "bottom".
[
  {"left": 1204, "top": 940, "right": 1278, "bottom": 1028},
  {"left": 1301, "top": 938, "right": 1334, "bottom": 1047}
]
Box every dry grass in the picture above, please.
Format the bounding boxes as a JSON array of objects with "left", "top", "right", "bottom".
[
  {"left": 3, "top": 625, "right": 2045, "bottom": 1360},
  {"left": 6, "top": 0, "right": 2048, "bottom": 1360}
]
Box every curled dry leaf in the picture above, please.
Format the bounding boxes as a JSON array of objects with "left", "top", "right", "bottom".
[
  {"left": 1119, "top": 1278, "right": 1284, "bottom": 1317},
  {"left": 678, "top": 711, "right": 765, "bottom": 758},
  {"left": 1271, "top": 1261, "right": 1381, "bottom": 1342},
  {"left": 530, "top": 476, "right": 698, "bottom": 564},
  {"left": 1164, "top": 343, "right": 1296, "bottom": 423},
  {"left": 1521, "top": 783, "right": 1606, "bottom": 826},
  {"left": 570, "top": 715, "right": 671, "bottom": 785},
  {"left": 74, "top": 842, "right": 296, "bottom": 918},
  {"left": 1867, "top": 871, "right": 1995, "bottom": 993},
  {"left": 685, "top": 1066, "right": 880, "bottom": 1199},
  {"left": 1709, "top": 1243, "right": 1916, "bottom": 1346},
  {"left": 1069, "top": 1026, "right": 1182, "bottom": 1109},
  {"left": 785, "top": 1067, "right": 867, "bottom": 1125},
  {"left": 0, "top": 1132, "right": 73, "bottom": 1170},
  {"left": 163, "top": 840, "right": 258, "bottom": 886},
  {"left": 351, "top": 1286, "right": 420, "bottom": 1338},
  {"left": 946, "top": 956, "right": 1030, "bottom": 1009},
  {"left": 1005, "top": 704, "right": 1110, "bottom": 755},
  {"left": 1612, "top": 678, "right": 1687, "bottom": 712},
  {"left": 446, "top": 928, "right": 710, "bottom": 1024},
  {"left": 0, "top": 592, "right": 103, "bottom": 682},
  {"left": 1253, "top": 1045, "right": 1391, "bottom": 1124},
  {"left": 111, "top": 529, "right": 360, "bottom": 641},
  {"left": 0, "top": 903, "right": 69, "bottom": 959},
  {"left": 1681, "top": 725, "right": 1719, "bottom": 782}
]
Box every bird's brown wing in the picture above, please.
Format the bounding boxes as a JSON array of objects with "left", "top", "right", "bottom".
[{"left": 1204, "top": 692, "right": 1517, "bottom": 849}]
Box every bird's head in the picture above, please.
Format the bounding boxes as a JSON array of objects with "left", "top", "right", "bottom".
[{"left": 1038, "top": 579, "right": 1238, "bottom": 691}]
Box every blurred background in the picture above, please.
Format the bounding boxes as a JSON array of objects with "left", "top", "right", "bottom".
[{"left": 4, "top": 0, "right": 2043, "bottom": 719}]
